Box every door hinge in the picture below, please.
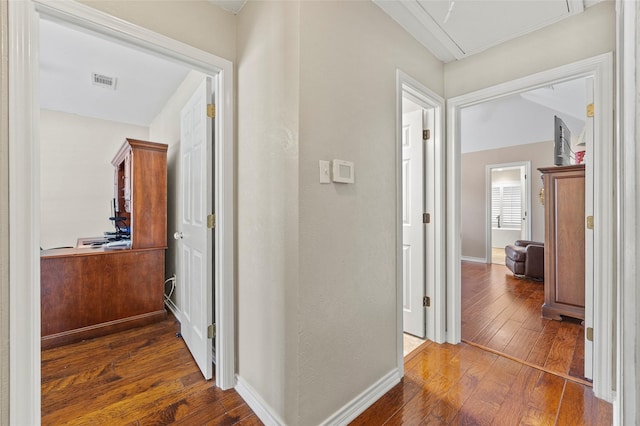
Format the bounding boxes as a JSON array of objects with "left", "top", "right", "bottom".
[
  {"left": 586, "top": 215, "right": 594, "bottom": 230},
  {"left": 207, "top": 104, "right": 216, "bottom": 119},
  {"left": 423, "top": 296, "right": 431, "bottom": 307},
  {"left": 586, "top": 103, "right": 594, "bottom": 118},
  {"left": 207, "top": 213, "right": 216, "bottom": 229},
  {"left": 423, "top": 213, "right": 431, "bottom": 224},
  {"left": 586, "top": 327, "right": 593, "bottom": 342},
  {"left": 208, "top": 324, "right": 216, "bottom": 339},
  {"left": 423, "top": 129, "right": 431, "bottom": 141}
]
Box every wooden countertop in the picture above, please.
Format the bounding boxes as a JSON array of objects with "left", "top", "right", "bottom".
[{"left": 40, "top": 237, "right": 165, "bottom": 258}]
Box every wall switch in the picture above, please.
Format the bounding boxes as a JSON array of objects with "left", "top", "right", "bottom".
[{"left": 319, "top": 160, "right": 331, "bottom": 184}]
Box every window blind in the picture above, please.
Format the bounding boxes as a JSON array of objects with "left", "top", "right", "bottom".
[{"left": 491, "top": 183, "right": 522, "bottom": 230}]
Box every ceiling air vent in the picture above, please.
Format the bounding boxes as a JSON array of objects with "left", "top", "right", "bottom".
[{"left": 91, "top": 72, "right": 117, "bottom": 90}]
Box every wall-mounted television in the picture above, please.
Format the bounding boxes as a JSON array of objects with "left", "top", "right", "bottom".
[{"left": 554, "top": 115, "right": 571, "bottom": 166}]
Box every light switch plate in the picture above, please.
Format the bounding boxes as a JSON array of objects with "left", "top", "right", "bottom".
[{"left": 319, "top": 160, "right": 331, "bottom": 184}]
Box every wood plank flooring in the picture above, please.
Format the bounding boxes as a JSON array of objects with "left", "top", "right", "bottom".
[
  {"left": 41, "top": 315, "right": 261, "bottom": 425},
  {"left": 44, "top": 267, "right": 609, "bottom": 425},
  {"left": 461, "top": 261, "right": 587, "bottom": 383},
  {"left": 352, "top": 341, "right": 612, "bottom": 425}
]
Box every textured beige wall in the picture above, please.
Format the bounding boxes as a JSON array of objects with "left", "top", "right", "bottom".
[
  {"left": 0, "top": 0, "right": 8, "bottom": 422},
  {"left": 236, "top": 0, "right": 444, "bottom": 423},
  {"left": 445, "top": 1, "right": 615, "bottom": 98},
  {"left": 461, "top": 141, "right": 554, "bottom": 259},
  {"left": 236, "top": 1, "right": 300, "bottom": 423},
  {"left": 297, "top": 1, "right": 443, "bottom": 424}
]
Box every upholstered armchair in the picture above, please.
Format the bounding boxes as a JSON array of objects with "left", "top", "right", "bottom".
[{"left": 505, "top": 240, "right": 544, "bottom": 280}]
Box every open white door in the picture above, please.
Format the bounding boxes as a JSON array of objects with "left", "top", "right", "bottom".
[
  {"left": 177, "top": 77, "right": 214, "bottom": 379},
  {"left": 402, "top": 106, "right": 426, "bottom": 338},
  {"left": 583, "top": 77, "right": 594, "bottom": 380}
]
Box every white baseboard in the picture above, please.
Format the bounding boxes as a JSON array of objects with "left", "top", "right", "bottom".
[
  {"left": 461, "top": 256, "right": 487, "bottom": 263},
  {"left": 236, "top": 369, "right": 401, "bottom": 426},
  {"left": 235, "top": 375, "right": 286, "bottom": 426},
  {"left": 319, "top": 368, "right": 401, "bottom": 426},
  {"left": 164, "top": 299, "right": 181, "bottom": 321}
]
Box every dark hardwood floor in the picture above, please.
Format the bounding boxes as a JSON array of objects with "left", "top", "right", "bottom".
[
  {"left": 43, "top": 269, "right": 609, "bottom": 425},
  {"left": 461, "top": 261, "right": 587, "bottom": 383},
  {"left": 41, "top": 315, "right": 261, "bottom": 425}
]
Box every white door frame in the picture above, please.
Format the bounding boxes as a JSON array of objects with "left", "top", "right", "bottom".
[
  {"left": 446, "top": 53, "right": 614, "bottom": 402},
  {"left": 396, "top": 70, "right": 446, "bottom": 375},
  {"left": 8, "top": 1, "right": 235, "bottom": 421},
  {"left": 485, "top": 161, "right": 531, "bottom": 263},
  {"left": 616, "top": 1, "right": 639, "bottom": 424}
]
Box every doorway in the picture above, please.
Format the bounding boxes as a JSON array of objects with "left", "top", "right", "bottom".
[
  {"left": 8, "top": 1, "right": 235, "bottom": 418},
  {"left": 459, "top": 77, "right": 590, "bottom": 382},
  {"left": 447, "top": 54, "right": 614, "bottom": 401},
  {"left": 396, "top": 71, "right": 446, "bottom": 369},
  {"left": 486, "top": 162, "right": 531, "bottom": 265}
]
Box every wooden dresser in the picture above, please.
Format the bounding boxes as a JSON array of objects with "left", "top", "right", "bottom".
[
  {"left": 41, "top": 139, "right": 168, "bottom": 349},
  {"left": 539, "top": 164, "right": 585, "bottom": 321}
]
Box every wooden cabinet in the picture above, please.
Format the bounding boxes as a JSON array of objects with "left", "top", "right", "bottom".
[
  {"left": 41, "top": 139, "right": 168, "bottom": 349},
  {"left": 112, "top": 138, "right": 168, "bottom": 249},
  {"left": 539, "top": 164, "right": 585, "bottom": 321}
]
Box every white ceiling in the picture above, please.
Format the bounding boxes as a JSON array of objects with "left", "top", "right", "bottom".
[
  {"left": 40, "top": 0, "right": 589, "bottom": 141},
  {"left": 208, "top": 0, "right": 247, "bottom": 14},
  {"left": 461, "top": 78, "right": 587, "bottom": 153},
  {"left": 373, "top": 0, "right": 601, "bottom": 62},
  {"left": 39, "top": 18, "right": 191, "bottom": 127}
]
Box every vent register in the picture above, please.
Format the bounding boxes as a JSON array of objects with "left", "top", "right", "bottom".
[{"left": 91, "top": 72, "right": 117, "bottom": 90}]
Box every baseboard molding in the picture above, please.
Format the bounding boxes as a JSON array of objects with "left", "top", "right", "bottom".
[
  {"left": 319, "top": 368, "right": 402, "bottom": 426},
  {"left": 164, "top": 299, "right": 180, "bottom": 321},
  {"left": 236, "top": 369, "right": 401, "bottom": 426},
  {"left": 41, "top": 310, "right": 166, "bottom": 350},
  {"left": 235, "top": 375, "right": 286, "bottom": 426},
  {"left": 461, "top": 256, "right": 487, "bottom": 263}
]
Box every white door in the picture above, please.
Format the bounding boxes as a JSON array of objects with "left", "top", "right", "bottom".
[
  {"left": 177, "top": 77, "right": 214, "bottom": 379},
  {"left": 402, "top": 107, "right": 426, "bottom": 338},
  {"left": 583, "top": 77, "right": 594, "bottom": 380}
]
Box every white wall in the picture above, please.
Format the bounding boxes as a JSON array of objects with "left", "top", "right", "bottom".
[
  {"left": 297, "top": 1, "right": 443, "bottom": 424},
  {"left": 39, "top": 110, "right": 148, "bottom": 248},
  {"left": 0, "top": 0, "right": 8, "bottom": 421},
  {"left": 236, "top": 1, "right": 300, "bottom": 422},
  {"left": 149, "top": 70, "right": 207, "bottom": 309},
  {"left": 444, "top": 1, "right": 615, "bottom": 98}
]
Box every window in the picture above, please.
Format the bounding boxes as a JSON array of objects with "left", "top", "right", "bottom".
[{"left": 491, "top": 182, "right": 522, "bottom": 229}]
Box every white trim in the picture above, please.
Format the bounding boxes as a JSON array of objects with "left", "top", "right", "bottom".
[
  {"left": 615, "top": 1, "right": 638, "bottom": 424},
  {"left": 33, "top": 1, "right": 237, "bottom": 390},
  {"left": 235, "top": 376, "right": 286, "bottom": 426},
  {"left": 396, "top": 70, "right": 447, "bottom": 378},
  {"left": 373, "top": 0, "right": 584, "bottom": 63},
  {"left": 460, "top": 256, "right": 487, "bottom": 264},
  {"left": 318, "top": 369, "right": 401, "bottom": 426},
  {"left": 9, "top": 1, "right": 236, "bottom": 419},
  {"left": 164, "top": 299, "right": 180, "bottom": 321},
  {"left": 8, "top": 2, "right": 40, "bottom": 423},
  {"left": 236, "top": 369, "right": 401, "bottom": 426},
  {"left": 484, "top": 161, "right": 531, "bottom": 263},
  {"left": 447, "top": 53, "right": 615, "bottom": 402}
]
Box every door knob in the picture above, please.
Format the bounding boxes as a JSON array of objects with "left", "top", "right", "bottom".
[{"left": 174, "top": 231, "right": 183, "bottom": 240}]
